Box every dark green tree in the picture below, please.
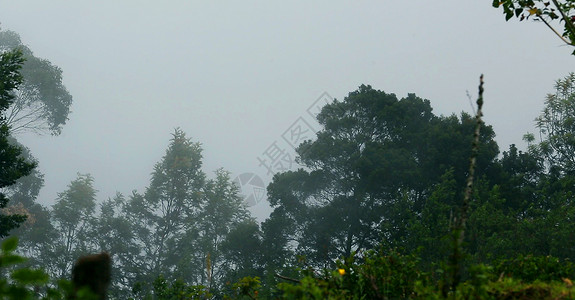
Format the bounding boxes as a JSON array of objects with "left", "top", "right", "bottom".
[
  {"left": 0, "top": 49, "right": 35, "bottom": 238},
  {"left": 221, "top": 220, "right": 263, "bottom": 284},
  {"left": 2, "top": 138, "right": 51, "bottom": 262},
  {"left": 262, "top": 85, "right": 499, "bottom": 272}
]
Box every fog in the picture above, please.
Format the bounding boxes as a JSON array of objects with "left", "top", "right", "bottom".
[{"left": 0, "top": 1, "right": 573, "bottom": 221}]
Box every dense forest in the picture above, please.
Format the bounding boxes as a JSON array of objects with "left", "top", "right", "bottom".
[{"left": 2, "top": 1, "right": 575, "bottom": 299}]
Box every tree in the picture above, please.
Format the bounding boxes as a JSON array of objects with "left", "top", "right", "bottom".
[
  {"left": 111, "top": 130, "right": 259, "bottom": 297},
  {"left": 2, "top": 138, "right": 51, "bottom": 262},
  {"left": 493, "top": 0, "right": 575, "bottom": 54},
  {"left": 122, "top": 129, "right": 205, "bottom": 295},
  {"left": 221, "top": 220, "right": 263, "bottom": 284},
  {"left": 191, "top": 169, "right": 252, "bottom": 291},
  {"left": 530, "top": 73, "right": 575, "bottom": 174},
  {"left": 88, "top": 193, "right": 138, "bottom": 298},
  {"left": 262, "top": 85, "right": 499, "bottom": 271},
  {"left": 0, "top": 28, "right": 72, "bottom": 135},
  {"left": 0, "top": 49, "right": 36, "bottom": 238},
  {"left": 48, "top": 173, "right": 97, "bottom": 278},
  {"left": 0, "top": 28, "right": 72, "bottom": 264}
]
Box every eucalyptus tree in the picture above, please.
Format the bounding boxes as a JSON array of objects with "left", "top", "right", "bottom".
[
  {"left": 0, "top": 28, "right": 73, "bottom": 259},
  {"left": 0, "top": 28, "right": 72, "bottom": 135}
]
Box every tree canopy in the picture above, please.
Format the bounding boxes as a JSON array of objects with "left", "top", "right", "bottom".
[
  {"left": 0, "top": 49, "right": 36, "bottom": 238},
  {"left": 262, "top": 85, "right": 499, "bottom": 273},
  {"left": 0, "top": 28, "right": 72, "bottom": 135}
]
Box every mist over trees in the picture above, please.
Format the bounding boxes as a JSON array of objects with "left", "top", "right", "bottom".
[
  {"left": 3, "top": 9, "right": 575, "bottom": 298},
  {"left": 7, "top": 74, "right": 575, "bottom": 297},
  {"left": 0, "top": 28, "right": 72, "bottom": 136}
]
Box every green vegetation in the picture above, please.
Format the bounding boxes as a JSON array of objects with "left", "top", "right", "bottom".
[
  {"left": 3, "top": 14, "right": 575, "bottom": 299},
  {"left": 493, "top": 0, "right": 575, "bottom": 54}
]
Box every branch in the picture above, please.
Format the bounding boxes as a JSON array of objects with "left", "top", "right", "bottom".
[
  {"left": 275, "top": 273, "right": 301, "bottom": 283},
  {"left": 447, "top": 74, "right": 485, "bottom": 294},
  {"left": 538, "top": 16, "right": 574, "bottom": 45},
  {"left": 551, "top": 0, "right": 575, "bottom": 44}
]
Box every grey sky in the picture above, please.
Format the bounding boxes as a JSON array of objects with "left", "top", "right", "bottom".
[{"left": 1, "top": 1, "right": 573, "bottom": 220}]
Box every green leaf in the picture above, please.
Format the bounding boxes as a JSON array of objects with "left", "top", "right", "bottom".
[
  {"left": 11, "top": 268, "right": 49, "bottom": 284},
  {"left": 5, "top": 286, "right": 31, "bottom": 299},
  {"left": 506, "top": 10, "right": 514, "bottom": 21},
  {"left": 1, "top": 254, "right": 27, "bottom": 266},
  {"left": 1, "top": 236, "right": 18, "bottom": 253}
]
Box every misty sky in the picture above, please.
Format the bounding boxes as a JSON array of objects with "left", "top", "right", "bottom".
[{"left": 1, "top": 1, "right": 573, "bottom": 220}]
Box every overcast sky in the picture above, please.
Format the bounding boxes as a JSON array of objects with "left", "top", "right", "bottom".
[{"left": 1, "top": 1, "right": 573, "bottom": 220}]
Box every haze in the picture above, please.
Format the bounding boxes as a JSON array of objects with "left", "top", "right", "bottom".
[{"left": 0, "top": 1, "right": 573, "bottom": 220}]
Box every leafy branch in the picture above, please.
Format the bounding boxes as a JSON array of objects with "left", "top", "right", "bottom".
[{"left": 493, "top": 0, "right": 575, "bottom": 54}]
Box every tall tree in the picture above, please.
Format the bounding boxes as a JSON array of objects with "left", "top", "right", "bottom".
[
  {"left": 531, "top": 73, "right": 575, "bottom": 174},
  {"left": 89, "top": 193, "right": 138, "bottom": 299},
  {"left": 262, "top": 85, "right": 499, "bottom": 270},
  {"left": 0, "top": 28, "right": 73, "bottom": 135},
  {"left": 0, "top": 49, "right": 36, "bottom": 238},
  {"left": 187, "top": 169, "right": 252, "bottom": 291},
  {"left": 123, "top": 129, "right": 205, "bottom": 295},
  {"left": 49, "top": 173, "right": 97, "bottom": 278},
  {"left": 0, "top": 28, "right": 73, "bottom": 262}
]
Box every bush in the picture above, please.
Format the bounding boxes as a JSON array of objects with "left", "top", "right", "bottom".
[
  {"left": 278, "top": 249, "right": 428, "bottom": 299},
  {"left": 493, "top": 255, "right": 575, "bottom": 282},
  {"left": 0, "top": 236, "right": 79, "bottom": 299}
]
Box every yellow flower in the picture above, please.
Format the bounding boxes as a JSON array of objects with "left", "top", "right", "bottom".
[{"left": 338, "top": 268, "right": 346, "bottom": 275}]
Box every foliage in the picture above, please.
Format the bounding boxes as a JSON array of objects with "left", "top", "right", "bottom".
[
  {"left": 0, "top": 27, "right": 71, "bottom": 274},
  {"left": 115, "top": 128, "right": 207, "bottom": 295},
  {"left": 223, "top": 276, "right": 261, "bottom": 300},
  {"left": 493, "top": 0, "right": 575, "bottom": 54},
  {"left": 277, "top": 249, "right": 427, "bottom": 299},
  {"left": 220, "top": 220, "right": 263, "bottom": 290},
  {"left": 0, "top": 28, "right": 72, "bottom": 135},
  {"left": 53, "top": 129, "right": 259, "bottom": 297},
  {"left": 531, "top": 73, "right": 575, "bottom": 174},
  {"left": 0, "top": 48, "right": 36, "bottom": 238},
  {"left": 263, "top": 85, "right": 499, "bottom": 275},
  {"left": 48, "top": 173, "right": 97, "bottom": 279},
  {"left": 494, "top": 255, "right": 575, "bottom": 282},
  {"left": 10, "top": 76, "right": 575, "bottom": 298},
  {"left": 134, "top": 275, "right": 211, "bottom": 300},
  {"left": 0, "top": 237, "right": 76, "bottom": 299},
  {"left": 277, "top": 250, "right": 575, "bottom": 300}
]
